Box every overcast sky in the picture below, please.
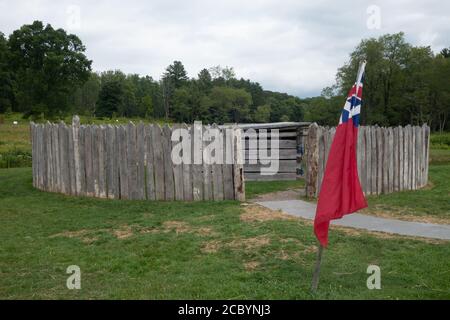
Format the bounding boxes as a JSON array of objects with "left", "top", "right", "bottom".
[{"left": 1, "top": 0, "right": 449, "bottom": 97}]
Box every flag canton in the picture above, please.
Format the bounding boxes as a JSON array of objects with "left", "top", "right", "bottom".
[{"left": 339, "top": 73, "right": 364, "bottom": 127}]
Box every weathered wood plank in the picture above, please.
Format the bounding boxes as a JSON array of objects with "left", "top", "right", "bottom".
[
  {"left": 145, "top": 124, "right": 156, "bottom": 200},
  {"left": 117, "top": 125, "right": 129, "bottom": 199},
  {"left": 316, "top": 127, "right": 325, "bottom": 195},
  {"left": 388, "top": 127, "right": 394, "bottom": 193},
  {"left": 30, "top": 123, "right": 36, "bottom": 187},
  {"left": 105, "top": 125, "right": 119, "bottom": 199},
  {"left": 244, "top": 139, "right": 296, "bottom": 149},
  {"left": 414, "top": 126, "right": 421, "bottom": 189},
  {"left": 84, "top": 125, "right": 94, "bottom": 197},
  {"left": 72, "top": 116, "right": 81, "bottom": 195},
  {"left": 404, "top": 125, "right": 411, "bottom": 190},
  {"left": 233, "top": 125, "right": 245, "bottom": 201},
  {"left": 370, "top": 126, "right": 377, "bottom": 194},
  {"left": 192, "top": 121, "right": 204, "bottom": 200},
  {"left": 78, "top": 126, "right": 87, "bottom": 196},
  {"left": 392, "top": 127, "right": 399, "bottom": 192},
  {"left": 55, "top": 124, "right": 62, "bottom": 192},
  {"left": 210, "top": 124, "right": 224, "bottom": 201},
  {"left": 382, "top": 127, "right": 389, "bottom": 194},
  {"left": 136, "top": 122, "right": 146, "bottom": 200},
  {"left": 423, "top": 124, "right": 430, "bottom": 186},
  {"left": 422, "top": 125, "right": 427, "bottom": 187},
  {"left": 244, "top": 160, "right": 298, "bottom": 173},
  {"left": 398, "top": 126, "right": 404, "bottom": 191},
  {"left": 151, "top": 124, "right": 165, "bottom": 200},
  {"left": 162, "top": 125, "right": 175, "bottom": 200},
  {"left": 30, "top": 122, "right": 38, "bottom": 189},
  {"left": 305, "top": 123, "right": 319, "bottom": 198},
  {"left": 46, "top": 122, "right": 53, "bottom": 192},
  {"left": 97, "top": 125, "right": 107, "bottom": 198},
  {"left": 374, "top": 127, "right": 381, "bottom": 195},
  {"left": 181, "top": 123, "right": 193, "bottom": 201},
  {"left": 223, "top": 126, "right": 235, "bottom": 200},
  {"left": 91, "top": 126, "right": 100, "bottom": 197},
  {"left": 68, "top": 124, "right": 75, "bottom": 195},
  {"left": 365, "top": 126, "right": 372, "bottom": 195},
  {"left": 126, "top": 123, "right": 138, "bottom": 199},
  {"left": 201, "top": 122, "right": 214, "bottom": 200},
  {"left": 356, "top": 126, "right": 363, "bottom": 188},
  {"left": 359, "top": 126, "right": 367, "bottom": 194},
  {"left": 59, "top": 122, "right": 70, "bottom": 195},
  {"left": 171, "top": 124, "right": 184, "bottom": 201},
  {"left": 42, "top": 124, "right": 48, "bottom": 190},
  {"left": 245, "top": 148, "right": 297, "bottom": 160}
]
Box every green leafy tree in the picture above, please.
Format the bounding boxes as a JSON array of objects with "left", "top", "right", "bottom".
[
  {"left": 163, "top": 60, "right": 188, "bottom": 89},
  {"left": 253, "top": 105, "right": 271, "bottom": 123},
  {"left": 8, "top": 21, "right": 91, "bottom": 118},
  {"left": 0, "top": 32, "right": 14, "bottom": 113},
  {"left": 96, "top": 80, "right": 124, "bottom": 117},
  {"left": 197, "top": 68, "right": 212, "bottom": 93},
  {"left": 203, "top": 86, "right": 252, "bottom": 123}
]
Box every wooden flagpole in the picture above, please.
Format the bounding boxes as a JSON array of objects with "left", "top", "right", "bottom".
[{"left": 311, "top": 244, "right": 324, "bottom": 292}]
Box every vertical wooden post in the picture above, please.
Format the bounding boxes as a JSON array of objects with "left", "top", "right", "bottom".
[
  {"left": 423, "top": 124, "right": 430, "bottom": 186},
  {"left": 233, "top": 125, "right": 245, "bottom": 201},
  {"left": 152, "top": 124, "right": 165, "bottom": 200},
  {"left": 118, "top": 125, "right": 129, "bottom": 199},
  {"left": 365, "top": 126, "right": 372, "bottom": 195},
  {"left": 376, "top": 127, "right": 383, "bottom": 195},
  {"left": 182, "top": 123, "right": 193, "bottom": 201},
  {"left": 311, "top": 244, "right": 324, "bottom": 293},
  {"left": 223, "top": 127, "right": 235, "bottom": 200},
  {"left": 162, "top": 124, "right": 175, "bottom": 201},
  {"left": 145, "top": 124, "right": 156, "bottom": 200},
  {"left": 126, "top": 122, "right": 138, "bottom": 199},
  {"left": 136, "top": 122, "right": 146, "bottom": 200},
  {"left": 359, "top": 126, "right": 367, "bottom": 194},
  {"left": 317, "top": 127, "right": 325, "bottom": 195},
  {"left": 370, "top": 126, "right": 377, "bottom": 194},
  {"left": 305, "top": 123, "right": 319, "bottom": 198},
  {"left": 192, "top": 121, "right": 204, "bottom": 201},
  {"left": 172, "top": 123, "right": 185, "bottom": 201},
  {"left": 72, "top": 116, "right": 81, "bottom": 195}
]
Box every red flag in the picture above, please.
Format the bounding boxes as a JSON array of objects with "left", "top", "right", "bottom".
[{"left": 314, "top": 62, "right": 368, "bottom": 247}]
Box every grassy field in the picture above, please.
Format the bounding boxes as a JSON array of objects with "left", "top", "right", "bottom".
[
  {"left": 245, "top": 180, "right": 305, "bottom": 199},
  {"left": 1, "top": 167, "right": 450, "bottom": 299},
  {"left": 1, "top": 113, "right": 449, "bottom": 299},
  {"left": 362, "top": 163, "right": 450, "bottom": 222}
]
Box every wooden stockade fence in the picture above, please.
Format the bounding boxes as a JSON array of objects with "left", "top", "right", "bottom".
[
  {"left": 305, "top": 123, "right": 430, "bottom": 198},
  {"left": 30, "top": 117, "right": 245, "bottom": 201}
]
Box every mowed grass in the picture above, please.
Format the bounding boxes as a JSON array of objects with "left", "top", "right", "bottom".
[
  {"left": 361, "top": 148, "right": 450, "bottom": 222},
  {"left": 1, "top": 168, "right": 450, "bottom": 299},
  {"left": 245, "top": 179, "right": 305, "bottom": 199}
]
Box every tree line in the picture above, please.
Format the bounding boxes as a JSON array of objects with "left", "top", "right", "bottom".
[
  {"left": 0, "top": 21, "right": 449, "bottom": 131},
  {"left": 308, "top": 32, "right": 450, "bottom": 132}
]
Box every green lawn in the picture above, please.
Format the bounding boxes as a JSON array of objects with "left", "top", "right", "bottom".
[
  {"left": 246, "top": 179, "right": 305, "bottom": 199},
  {"left": 359, "top": 148, "right": 450, "bottom": 222},
  {"left": 1, "top": 167, "right": 450, "bottom": 299}
]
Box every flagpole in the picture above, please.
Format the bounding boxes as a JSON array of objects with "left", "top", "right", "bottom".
[
  {"left": 311, "top": 244, "right": 324, "bottom": 293},
  {"left": 310, "top": 60, "right": 366, "bottom": 294}
]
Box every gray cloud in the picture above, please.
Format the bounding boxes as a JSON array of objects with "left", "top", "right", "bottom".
[{"left": 1, "top": 0, "right": 449, "bottom": 97}]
